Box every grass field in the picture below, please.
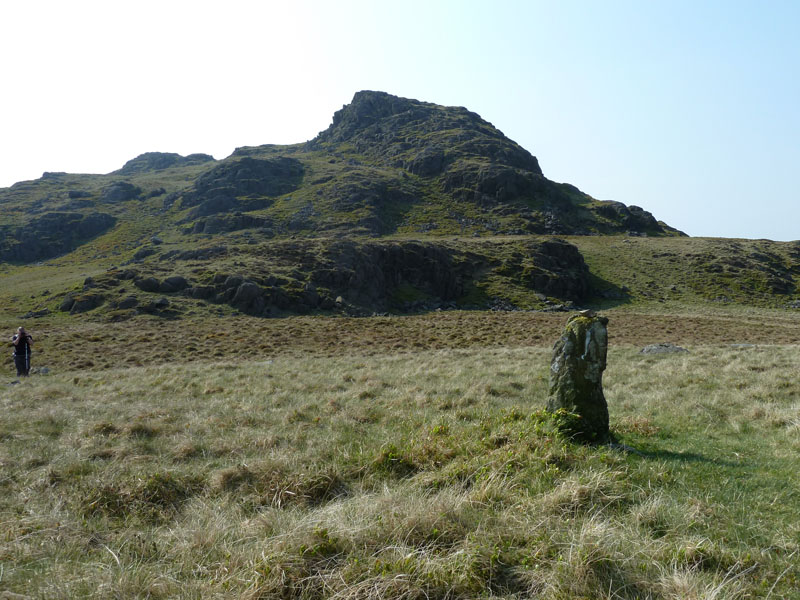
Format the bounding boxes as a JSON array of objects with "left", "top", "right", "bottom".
[{"left": 2, "top": 310, "right": 799, "bottom": 598}]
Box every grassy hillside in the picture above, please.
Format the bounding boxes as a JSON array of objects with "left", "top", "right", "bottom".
[
  {"left": 571, "top": 236, "right": 800, "bottom": 308},
  {"left": 2, "top": 338, "right": 799, "bottom": 598}
]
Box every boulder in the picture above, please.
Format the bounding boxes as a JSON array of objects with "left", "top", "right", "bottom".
[
  {"left": 141, "top": 297, "right": 170, "bottom": 313},
  {"left": 60, "top": 295, "right": 76, "bottom": 312},
  {"left": 117, "top": 296, "right": 139, "bottom": 309},
  {"left": 70, "top": 293, "right": 105, "bottom": 313},
  {"left": 101, "top": 182, "right": 141, "bottom": 203},
  {"left": 546, "top": 313, "right": 610, "bottom": 442},
  {"left": 223, "top": 275, "right": 244, "bottom": 290},
  {"left": 113, "top": 269, "right": 138, "bottom": 280},
  {"left": 160, "top": 276, "right": 190, "bottom": 293},
  {"left": 134, "top": 277, "right": 161, "bottom": 292},
  {"left": 231, "top": 281, "right": 264, "bottom": 306},
  {"left": 188, "top": 285, "right": 215, "bottom": 299},
  {"left": 133, "top": 247, "right": 157, "bottom": 261}
]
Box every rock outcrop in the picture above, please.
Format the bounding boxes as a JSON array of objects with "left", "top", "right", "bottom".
[
  {"left": 179, "top": 156, "right": 305, "bottom": 210},
  {"left": 113, "top": 237, "right": 590, "bottom": 318},
  {"left": 114, "top": 152, "right": 215, "bottom": 175},
  {"left": 306, "top": 91, "right": 683, "bottom": 237},
  {"left": 100, "top": 182, "right": 142, "bottom": 203},
  {"left": 0, "top": 212, "right": 116, "bottom": 263},
  {"left": 546, "top": 313, "right": 610, "bottom": 442}
]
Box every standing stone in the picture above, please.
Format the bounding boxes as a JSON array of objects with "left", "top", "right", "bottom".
[{"left": 546, "top": 313, "right": 610, "bottom": 442}]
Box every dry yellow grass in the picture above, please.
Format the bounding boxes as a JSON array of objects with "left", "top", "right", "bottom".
[{"left": 1, "top": 341, "right": 799, "bottom": 598}]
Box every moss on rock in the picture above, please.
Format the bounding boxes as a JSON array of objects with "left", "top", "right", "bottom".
[{"left": 546, "top": 314, "right": 610, "bottom": 442}]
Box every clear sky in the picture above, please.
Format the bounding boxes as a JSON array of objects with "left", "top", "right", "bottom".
[{"left": 2, "top": 1, "right": 799, "bottom": 240}]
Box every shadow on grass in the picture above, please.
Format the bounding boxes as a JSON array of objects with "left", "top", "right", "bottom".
[
  {"left": 645, "top": 449, "right": 741, "bottom": 466},
  {"left": 585, "top": 272, "right": 631, "bottom": 310},
  {"left": 617, "top": 442, "right": 742, "bottom": 468}
]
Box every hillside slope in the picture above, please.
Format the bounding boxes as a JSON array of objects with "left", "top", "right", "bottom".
[
  {"left": 0, "top": 91, "right": 681, "bottom": 263},
  {"left": 3, "top": 92, "right": 799, "bottom": 320}
]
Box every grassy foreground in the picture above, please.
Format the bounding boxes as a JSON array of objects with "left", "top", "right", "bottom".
[{"left": 1, "top": 336, "right": 799, "bottom": 598}]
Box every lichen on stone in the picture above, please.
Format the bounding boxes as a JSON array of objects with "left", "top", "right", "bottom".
[{"left": 546, "top": 313, "right": 610, "bottom": 442}]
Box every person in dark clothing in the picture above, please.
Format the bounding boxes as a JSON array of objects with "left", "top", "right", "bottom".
[{"left": 12, "top": 326, "right": 33, "bottom": 376}]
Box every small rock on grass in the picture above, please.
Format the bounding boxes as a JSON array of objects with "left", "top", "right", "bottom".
[{"left": 640, "top": 343, "right": 688, "bottom": 354}]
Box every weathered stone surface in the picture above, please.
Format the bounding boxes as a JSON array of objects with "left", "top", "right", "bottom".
[
  {"left": 640, "top": 343, "right": 688, "bottom": 354},
  {"left": 113, "top": 269, "right": 138, "bottom": 280},
  {"left": 546, "top": 314, "right": 610, "bottom": 442},
  {"left": 188, "top": 213, "right": 271, "bottom": 234},
  {"left": 180, "top": 156, "right": 304, "bottom": 210},
  {"left": 60, "top": 295, "right": 76, "bottom": 312},
  {"left": 0, "top": 212, "right": 116, "bottom": 263},
  {"left": 133, "top": 246, "right": 157, "bottom": 261},
  {"left": 592, "top": 201, "right": 662, "bottom": 234},
  {"left": 145, "top": 237, "right": 589, "bottom": 317},
  {"left": 188, "top": 285, "right": 215, "bottom": 299},
  {"left": 160, "top": 276, "right": 190, "bottom": 293},
  {"left": 70, "top": 293, "right": 105, "bottom": 314},
  {"left": 134, "top": 277, "right": 161, "bottom": 292},
  {"left": 116, "top": 296, "right": 139, "bottom": 309},
  {"left": 114, "top": 152, "right": 214, "bottom": 175},
  {"left": 101, "top": 182, "right": 141, "bottom": 203},
  {"left": 406, "top": 146, "right": 445, "bottom": 176},
  {"left": 231, "top": 281, "right": 265, "bottom": 313},
  {"left": 140, "top": 297, "right": 170, "bottom": 313}
]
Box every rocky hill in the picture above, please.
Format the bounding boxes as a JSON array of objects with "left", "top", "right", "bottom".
[
  {"left": 1, "top": 91, "right": 682, "bottom": 256},
  {"left": 2, "top": 91, "right": 799, "bottom": 321}
]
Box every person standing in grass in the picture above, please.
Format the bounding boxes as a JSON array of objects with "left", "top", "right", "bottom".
[{"left": 11, "top": 326, "right": 33, "bottom": 377}]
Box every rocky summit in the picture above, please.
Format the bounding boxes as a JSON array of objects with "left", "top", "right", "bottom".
[
  {"left": 2, "top": 91, "right": 799, "bottom": 320},
  {"left": 304, "top": 91, "right": 683, "bottom": 237},
  {"left": 1, "top": 91, "right": 683, "bottom": 250}
]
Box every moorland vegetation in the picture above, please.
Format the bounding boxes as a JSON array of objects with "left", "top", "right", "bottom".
[{"left": 1, "top": 91, "right": 799, "bottom": 598}]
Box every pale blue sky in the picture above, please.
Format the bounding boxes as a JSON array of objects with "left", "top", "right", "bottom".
[{"left": 2, "top": 1, "right": 798, "bottom": 240}]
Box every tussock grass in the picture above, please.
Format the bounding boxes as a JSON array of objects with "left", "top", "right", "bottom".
[
  {"left": 1, "top": 344, "right": 799, "bottom": 598},
  {"left": 3, "top": 308, "right": 800, "bottom": 379}
]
